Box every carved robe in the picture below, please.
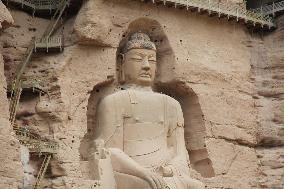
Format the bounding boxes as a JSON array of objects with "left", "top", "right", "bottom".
[{"left": 95, "top": 88, "right": 203, "bottom": 189}]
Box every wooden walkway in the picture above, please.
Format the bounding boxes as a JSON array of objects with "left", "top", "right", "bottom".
[{"left": 147, "top": 0, "right": 275, "bottom": 29}]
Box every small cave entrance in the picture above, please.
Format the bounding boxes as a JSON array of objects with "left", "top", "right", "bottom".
[{"left": 154, "top": 81, "right": 215, "bottom": 178}]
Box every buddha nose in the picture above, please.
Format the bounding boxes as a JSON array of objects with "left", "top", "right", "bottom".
[{"left": 142, "top": 58, "right": 150, "bottom": 70}]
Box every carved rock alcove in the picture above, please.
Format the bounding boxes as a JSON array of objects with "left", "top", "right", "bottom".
[
  {"left": 81, "top": 17, "right": 215, "bottom": 180},
  {"left": 154, "top": 81, "right": 215, "bottom": 178}
]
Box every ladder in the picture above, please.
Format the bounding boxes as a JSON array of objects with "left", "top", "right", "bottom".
[
  {"left": 9, "top": 84, "right": 22, "bottom": 124},
  {"left": 33, "top": 154, "right": 52, "bottom": 189},
  {"left": 42, "top": 0, "right": 69, "bottom": 39},
  {"left": 34, "top": 0, "right": 69, "bottom": 52}
]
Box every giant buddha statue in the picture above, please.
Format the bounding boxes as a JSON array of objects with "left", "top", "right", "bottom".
[{"left": 93, "top": 32, "right": 205, "bottom": 189}]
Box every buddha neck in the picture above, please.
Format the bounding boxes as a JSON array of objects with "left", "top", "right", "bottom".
[{"left": 121, "top": 83, "right": 153, "bottom": 92}]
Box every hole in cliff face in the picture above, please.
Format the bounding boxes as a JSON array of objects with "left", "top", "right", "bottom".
[
  {"left": 28, "top": 28, "right": 36, "bottom": 32},
  {"left": 20, "top": 88, "right": 42, "bottom": 101},
  {"left": 7, "top": 87, "right": 41, "bottom": 101},
  {"left": 154, "top": 81, "right": 215, "bottom": 178}
]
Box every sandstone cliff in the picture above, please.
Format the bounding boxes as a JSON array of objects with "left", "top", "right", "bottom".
[
  {"left": 0, "top": 0, "right": 283, "bottom": 189},
  {"left": 251, "top": 15, "right": 284, "bottom": 189},
  {"left": 0, "top": 2, "right": 23, "bottom": 189}
]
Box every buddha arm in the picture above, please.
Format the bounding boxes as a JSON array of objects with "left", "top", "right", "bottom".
[
  {"left": 108, "top": 148, "right": 147, "bottom": 178},
  {"left": 96, "top": 96, "right": 143, "bottom": 174},
  {"left": 167, "top": 126, "right": 190, "bottom": 175},
  {"left": 166, "top": 100, "right": 190, "bottom": 176}
]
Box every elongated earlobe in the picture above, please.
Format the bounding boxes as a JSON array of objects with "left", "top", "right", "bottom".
[
  {"left": 118, "top": 53, "right": 125, "bottom": 84},
  {"left": 120, "top": 64, "right": 125, "bottom": 84},
  {"left": 119, "top": 53, "right": 125, "bottom": 61}
]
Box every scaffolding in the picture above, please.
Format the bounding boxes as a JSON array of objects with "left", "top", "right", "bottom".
[
  {"left": 6, "top": 0, "right": 70, "bottom": 188},
  {"left": 251, "top": 0, "right": 284, "bottom": 17},
  {"left": 6, "top": 0, "right": 62, "bottom": 15},
  {"left": 147, "top": 0, "right": 275, "bottom": 28}
]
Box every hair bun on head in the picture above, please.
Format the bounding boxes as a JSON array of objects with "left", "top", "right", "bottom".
[{"left": 123, "top": 32, "right": 156, "bottom": 53}]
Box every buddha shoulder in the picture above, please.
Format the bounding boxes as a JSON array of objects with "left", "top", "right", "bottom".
[
  {"left": 98, "top": 90, "right": 132, "bottom": 106},
  {"left": 99, "top": 90, "right": 181, "bottom": 108},
  {"left": 157, "top": 93, "right": 182, "bottom": 109}
]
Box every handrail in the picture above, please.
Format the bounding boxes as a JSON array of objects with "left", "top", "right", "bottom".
[
  {"left": 151, "top": 0, "right": 275, "bottom": 28},
  {"left": 6, "top": 1, "right": 67, "bottom": 188},
  {"left": 33, "top": 155, "right": 51, "bottom": 189},
  {"left": 42, "top": 0, "right": 70, "bottom": 39},
  {"left": 7, "top": 0, "right": 60, "bottom": 10},
  {"left": 251, "top": 1, "right": 284, "bottom": 16},
  {"left": 35, "top": 36, "right": 62, "bottom": 45},
  {"left": 8, "top": 0, "right": 68, "bottom": 128},
  {"left": 13, "top": 125, "right": 58, "bottom": 153}
]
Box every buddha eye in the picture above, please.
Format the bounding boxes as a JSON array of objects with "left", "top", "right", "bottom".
[
  {"left": 148, "top": 57, "right": 156, "bottom": 63},
  {"left": 131, "top": 56, "right": 143, "bottom": 61}
]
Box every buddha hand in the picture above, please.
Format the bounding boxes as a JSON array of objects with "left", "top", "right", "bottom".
[{"left": 142, "top": 169, "right": 168, "bottom": 189}]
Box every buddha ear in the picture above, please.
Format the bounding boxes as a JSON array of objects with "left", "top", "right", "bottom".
[
  {"left": 118, "top": 53, "right": 125, "bottom": 63},
  {"left": 117, "top": 53, "right": 125, "bottom": 84}
]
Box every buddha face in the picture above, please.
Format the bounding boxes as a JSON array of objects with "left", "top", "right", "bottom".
[{"left": 122, "top": 48, "right": 157, "bottom": 86}]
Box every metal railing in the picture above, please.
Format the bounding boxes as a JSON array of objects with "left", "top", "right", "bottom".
[
  {"left": 34, "top": 35, "right": 63, "bottom": 52},
  {"left": 6, "top": 1, "right": 69, "bottom": 188},
  {"left": 14, "top": 125, "right": 59, "bottom": 154},
  {"left": 24, "top": 141, "right": 59, "bottom": 154},
  {"left": 151, "top": 0, "right": 275, "bottom": 28},
  {"left": 251, "top": 1, "right": 284, "bottom": 16},
  {"left": 9, "top": 0, "right": 68, "bottom": 128},
  {"left": 6, "top": 0, "right": 60, "bottom": 11},
  {"left": 33, "top": 155, "right": 52, "bottom": 189},
  {"left": 21, "top": 77, "right": 44, "bottom": 91}
]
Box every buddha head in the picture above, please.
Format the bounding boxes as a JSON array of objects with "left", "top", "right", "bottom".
[{"left": 118, "top": 32, "right": 157, "bottom": 86}]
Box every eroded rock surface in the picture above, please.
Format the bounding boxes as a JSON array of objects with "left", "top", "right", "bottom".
[
  {"left": 0, "top": 0, "right": 283, "bottom": 188},
  {"left": 0, "top": 2, "right": 13, "bottom": 29},
  {"left": 250, "top": 15, "right": 284, "bottom": 189},
  {"left": 0, "top": 7, "right": 23, "bottom": 188}
]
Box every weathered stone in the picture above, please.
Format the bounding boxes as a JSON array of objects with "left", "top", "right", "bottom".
[
  {"left": 0, "top": 2, "right": 13, "bottom": 29},
  {"left": 0, "top": 41, "right": 23, "bottom": 189},
  {"left": 251, "top": 14, "right": 284, "bottom": 189},
  {"left": 0, "top": 0, "right": 283, "bottom": 188}
]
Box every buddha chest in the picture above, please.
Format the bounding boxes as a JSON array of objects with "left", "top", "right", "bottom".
[{"left": 121, "top": 90, "right": 171, "bottom": 167}]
